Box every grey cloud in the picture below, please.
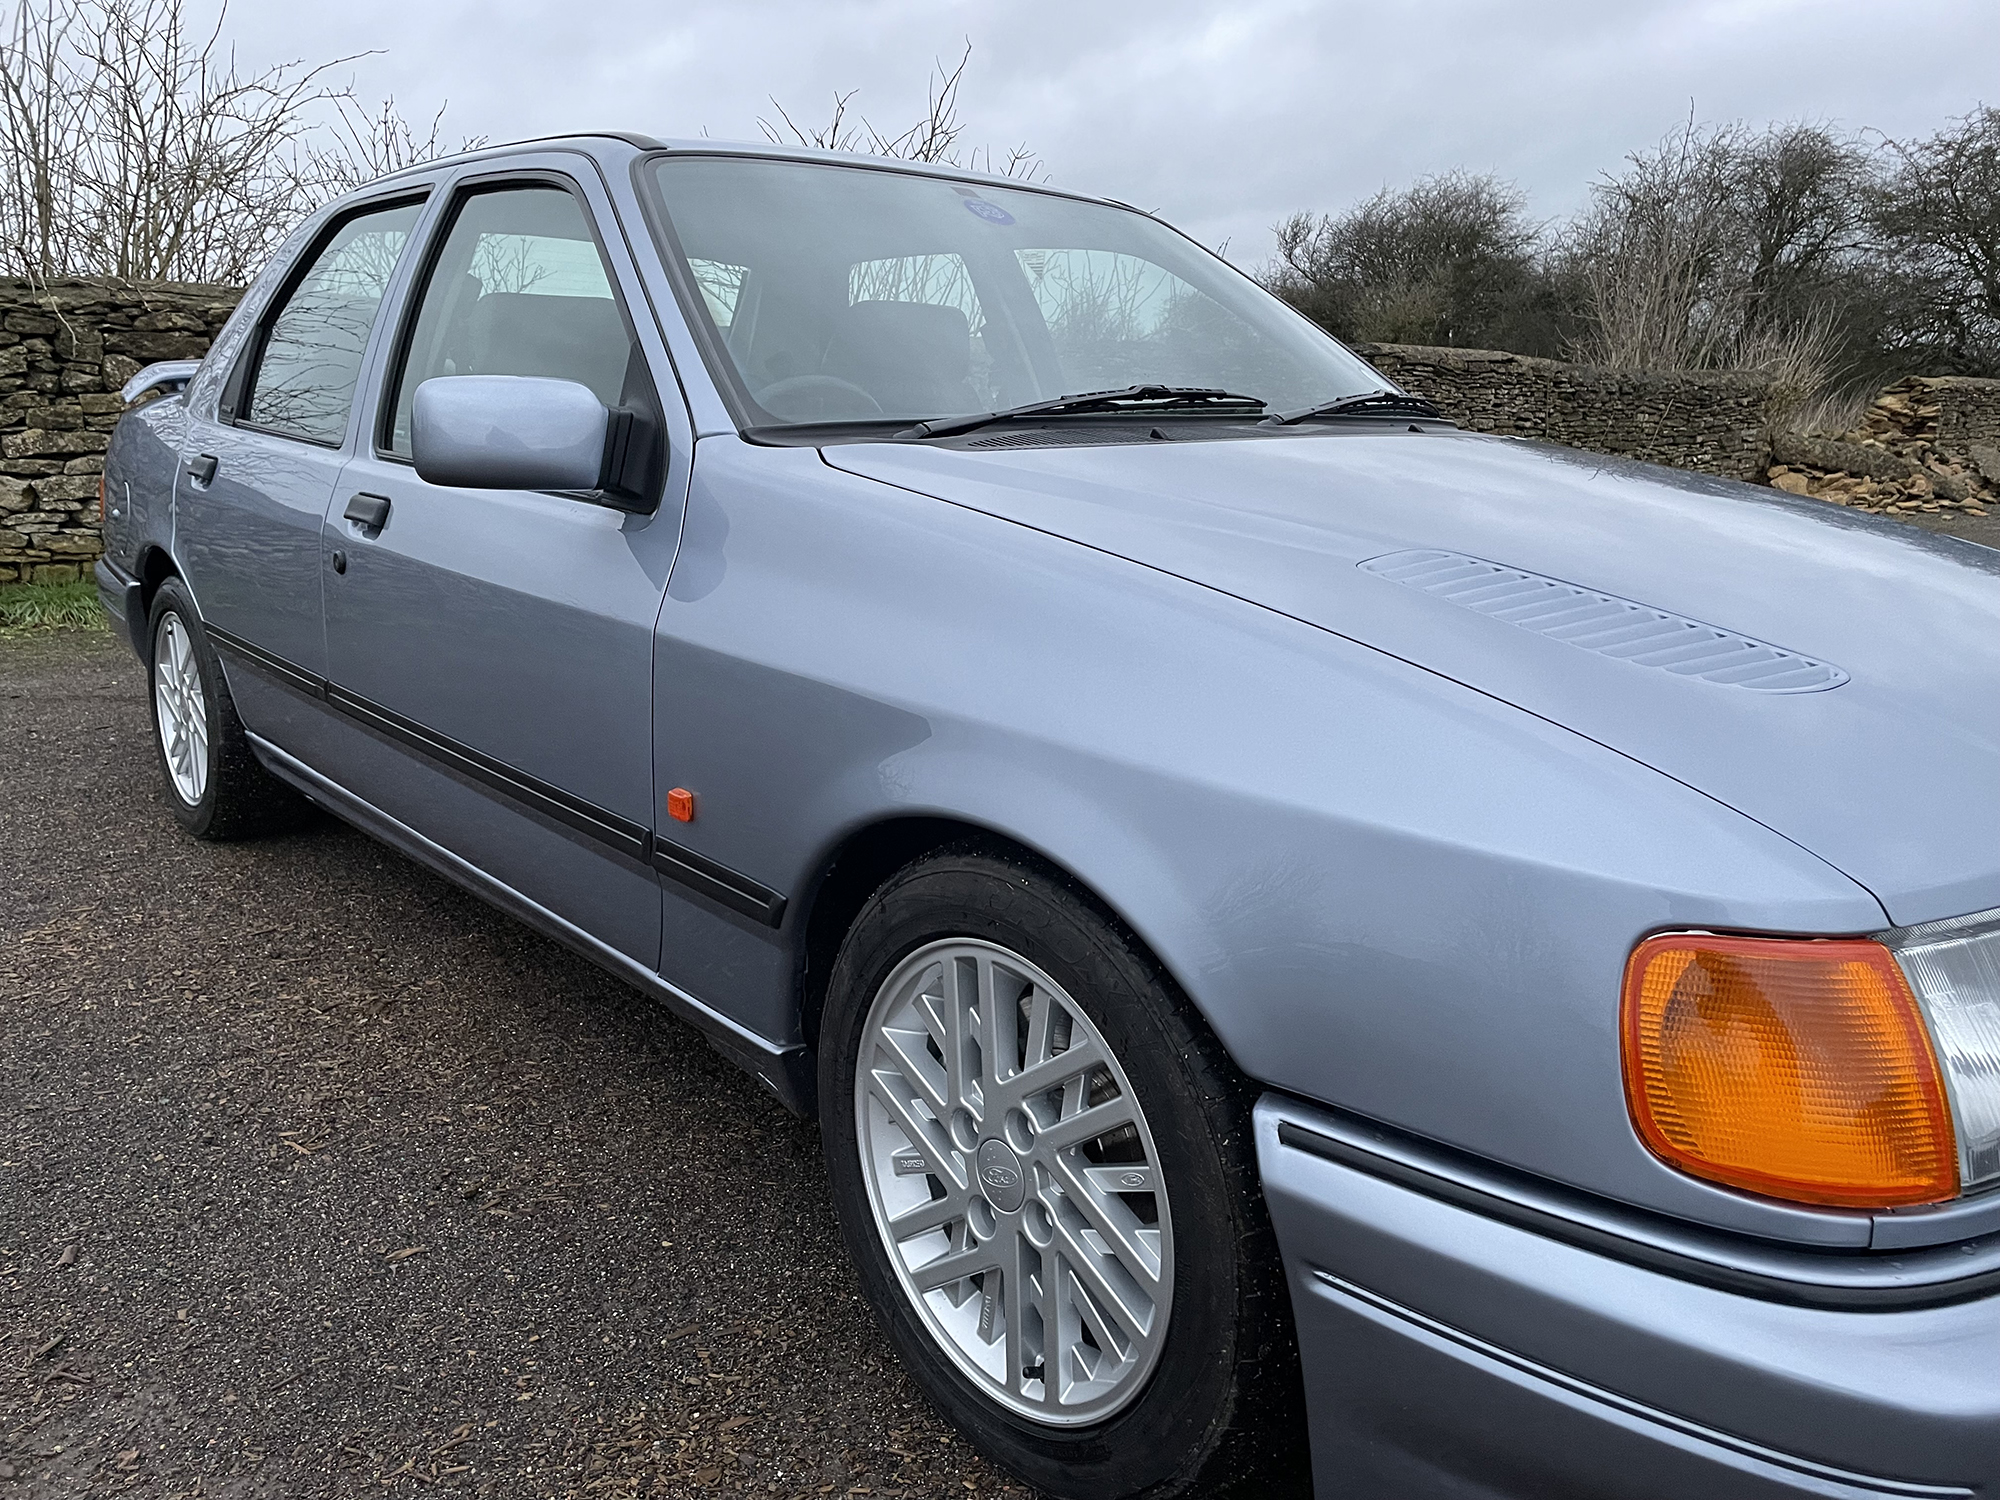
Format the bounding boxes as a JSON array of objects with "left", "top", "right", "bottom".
[{"left": 222, "top": 0, "right": 2000, "bottom": 268}]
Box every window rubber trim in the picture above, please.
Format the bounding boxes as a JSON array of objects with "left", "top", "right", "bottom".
[{"left": 203, "top": 623, "right": 785, "bottom": 927}]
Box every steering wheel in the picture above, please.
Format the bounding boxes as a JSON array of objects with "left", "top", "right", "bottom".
[{"left": 755, "top": 375, "right": 884, "bottom": 421}]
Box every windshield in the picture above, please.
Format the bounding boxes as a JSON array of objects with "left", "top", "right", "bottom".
[{"left": 643, "top": 154, "right": 1388, "bottom": 431}]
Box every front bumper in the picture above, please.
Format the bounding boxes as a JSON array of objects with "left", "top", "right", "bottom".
[{"left": 1256, "top": 1095, "right": 2000, "bottom": 1498}]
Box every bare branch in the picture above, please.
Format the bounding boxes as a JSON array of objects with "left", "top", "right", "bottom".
[{"left": 761, "top": 42, "right": 1041, "bottom": 181}]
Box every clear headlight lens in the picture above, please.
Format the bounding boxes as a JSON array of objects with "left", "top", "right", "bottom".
[{"left": 1885, "top": 908, "right": 2000, "bottom": 1193}]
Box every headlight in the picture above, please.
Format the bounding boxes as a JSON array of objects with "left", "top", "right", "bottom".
[{"left": 1883, "top": 908, "right": 2000, "bottom": 1193}]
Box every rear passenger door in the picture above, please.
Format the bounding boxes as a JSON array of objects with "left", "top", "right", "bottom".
[
  {"left": 178, "top": 195, "right": 425, "bottom": 750},
  {"left": 319, "top": 165, "right": 686, "bottom": 967}
]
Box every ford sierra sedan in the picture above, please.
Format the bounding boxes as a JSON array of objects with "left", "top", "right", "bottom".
[{"left": 97, "top": 133, "right": 2000, "bottom": 1499}]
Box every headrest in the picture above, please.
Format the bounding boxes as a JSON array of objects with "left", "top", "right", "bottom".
[
  {"left": 823, "top": 300, "right": 972, "bottom": 387},
  {"left": 463, "top": 293, "right": 629, "bottom": 405}
]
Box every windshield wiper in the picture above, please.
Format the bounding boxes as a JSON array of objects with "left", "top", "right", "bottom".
[
  {"left": 897, "top": 385, "right": 1268, "bottom": 440},
  {"left": 1262, "top": 389, "right": 1445, "bottom": 426}
]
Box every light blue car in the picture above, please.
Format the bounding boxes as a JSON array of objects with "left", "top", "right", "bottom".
[{"left": 97, "top": 134, "right": 2000, "bottom": 1499}]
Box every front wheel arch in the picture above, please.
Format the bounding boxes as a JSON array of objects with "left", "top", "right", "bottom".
[{"left": 794, "top": 815, "right": 1175, "bottom": 1059}]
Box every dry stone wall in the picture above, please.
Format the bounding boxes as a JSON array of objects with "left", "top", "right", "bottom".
[
  {"left": 2, "top": 285, "right": 1997, "bottom": 587},
  {"left": 1354, "top": 342, "right": 1776, "bottom": 480},
  {"left": 0, "top": 278, "right": 241, "bottom": 585},
  {"left": 1766, "top": 377, "right": 2000, "bottom": 518}
]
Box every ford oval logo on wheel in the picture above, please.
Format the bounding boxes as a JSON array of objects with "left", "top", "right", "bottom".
[{"left": 974, "top": 1138, "right": 1028, "bottom": 1213}]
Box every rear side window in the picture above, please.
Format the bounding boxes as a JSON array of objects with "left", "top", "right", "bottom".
[
  {"left": 384, "top": 184, "right": 647, "bottom": 458},
  {"left": 242, "top": 200, "right": 423, "bottom": 444}
]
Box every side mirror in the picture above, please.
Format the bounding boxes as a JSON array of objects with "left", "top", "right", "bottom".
[{"left": 412, "top": 375, "right": 611, "bottom": 492}]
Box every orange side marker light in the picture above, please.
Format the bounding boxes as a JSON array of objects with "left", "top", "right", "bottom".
[{"left": 666, "top": 787, "right": 696, "bottom": 823}]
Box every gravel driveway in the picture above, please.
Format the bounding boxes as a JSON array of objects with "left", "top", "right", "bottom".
[{"left": 0, "top": 630, "right": 1030, "bottom": 1498}]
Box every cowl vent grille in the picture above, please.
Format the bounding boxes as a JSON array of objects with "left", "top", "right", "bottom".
[
  {"left": 1359, "top": 549, "right": 1850, "bottom": 693},
  {"left": 965, "top": 429, "right": 1154, "bottom": 449}
]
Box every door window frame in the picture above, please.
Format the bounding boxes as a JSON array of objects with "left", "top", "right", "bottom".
[
  {"left": 369, "top": 168, "right": 667, "bottom": 511},
  {"left": 218, "top": 189, "right": 432, "bottom": 449}
]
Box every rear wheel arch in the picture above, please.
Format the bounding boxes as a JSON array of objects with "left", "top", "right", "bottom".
[{"left": 136, "top": 544, "right": 180, "bottom": 619}]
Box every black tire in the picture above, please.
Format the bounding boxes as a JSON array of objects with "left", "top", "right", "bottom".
[
  {"left": 819, "top": 848, "right": 1309, "bottom": 1500},
  {"left": 145, "top": 577, "right": 309, "bottom": 840}
]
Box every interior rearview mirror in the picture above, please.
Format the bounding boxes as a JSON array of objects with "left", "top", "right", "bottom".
[{"left": 411, "top": 375, "right": 617, "bottom": 495}]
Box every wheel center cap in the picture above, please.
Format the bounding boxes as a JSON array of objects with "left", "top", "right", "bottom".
[{"left": 975, "top": 1138, "right": 1027, "bottom": 1213}]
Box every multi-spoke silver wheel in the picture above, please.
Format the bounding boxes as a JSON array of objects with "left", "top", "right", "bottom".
[
  {"left": 153, "top": 612, "right": 209, "bottom": 807},
  {"left": 854, "top": 938, "right": 1173, "bottom": 1426}
]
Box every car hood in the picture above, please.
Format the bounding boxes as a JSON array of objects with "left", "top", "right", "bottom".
[{"left": 827, "top": 429, "right": 2000, "bottom": 926}]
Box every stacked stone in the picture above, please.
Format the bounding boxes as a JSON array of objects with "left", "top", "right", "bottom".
[
  {"left": 0, "top": 277, "right": 240, "bottom": 585},
  {"left": 1353, "top": 342, "right": 1775, "bottom": 481},
  {"left": 1766, "top": 377, "right": 2000, "bottom": 517}
]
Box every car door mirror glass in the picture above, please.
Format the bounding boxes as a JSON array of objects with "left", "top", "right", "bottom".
[{"left": 410, "top": 375, "right": 608, "bottom": 492}]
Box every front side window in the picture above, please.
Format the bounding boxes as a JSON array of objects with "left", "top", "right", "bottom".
[
  {"left": 385, "top": 184, "right": 645, "bottom": 457},
  {"left": 244, "top": 199, "right": 423, "bottom": 444},
  {"left": 644, "top": 155, "right": 1385, "bottom": 430}
]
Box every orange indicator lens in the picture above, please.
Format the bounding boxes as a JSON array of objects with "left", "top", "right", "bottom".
[
  {"left": 1622, "top": 934, "right": 1956, "bottom": 1208},
  {"left": 666, "top": 787, "right": 696, "bottom": 823}
]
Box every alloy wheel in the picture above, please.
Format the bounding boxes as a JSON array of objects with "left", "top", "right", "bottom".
[
  {"left": 153, "top": 612, "right": 209, "bottom": 807},
  {"left": 854, "top": 938, "right": 1173, "bottom": 1426}
]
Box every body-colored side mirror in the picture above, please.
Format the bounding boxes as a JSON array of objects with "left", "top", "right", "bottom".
[{"left": 411, "top": 375, "right": 610, "bottom": 492}]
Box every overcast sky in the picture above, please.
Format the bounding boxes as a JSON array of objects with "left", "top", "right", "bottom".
[{"left": 221, "top": 0, "right": 2000, "bottom": 267}]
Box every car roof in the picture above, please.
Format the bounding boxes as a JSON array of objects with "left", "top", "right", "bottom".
[{"left": 362, "top": 131, "right": 1121, "bottom": 208}]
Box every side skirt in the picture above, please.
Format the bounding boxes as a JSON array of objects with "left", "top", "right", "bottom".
[{"left": 247, "top": 732, "right": 816, "bottom": 1116}]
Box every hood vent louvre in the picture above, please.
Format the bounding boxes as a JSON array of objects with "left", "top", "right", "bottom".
[{"left": 1360, "top": 549, "right": 1850, "bottom": 693}]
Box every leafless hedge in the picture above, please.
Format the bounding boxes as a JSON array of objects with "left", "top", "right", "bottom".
[{"left": 1267, "top": 108, "right": 2000, "bottom": 405}]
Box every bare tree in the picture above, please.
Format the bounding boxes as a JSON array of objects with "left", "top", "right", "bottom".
[
  {"left": 1562, "top": 118, "right": 1746, "bottom": 370},
  {"left": 289, "top": 93, "right": 486, "bottom": 204},
  {"left": 1265, "top": 171, "right": 1561, "bottom": 352},
  {"left": 0, "top": 0, "right": 472, "bottom": 285},
  {"left": 760, "top": 43, "right": 1040, "bottom": 180},
  {"left": 0, "top": 2, "right": 82, "bottom": 276},
  {"left": 1731, "top": 123, "right": 1872, "bottom": 339},
  {"left": 1871, "top": 106, "right": 2000, "bottom": 371}
]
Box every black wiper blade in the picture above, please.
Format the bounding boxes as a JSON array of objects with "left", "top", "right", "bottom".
[
  {"left": 897, "top": 385, "right": 1267, "bottom": 440},
  {"left": 1262, "top": 389, "right": 1445, "bottom": 426}
]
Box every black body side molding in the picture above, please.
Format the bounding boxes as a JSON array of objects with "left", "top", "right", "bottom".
[{"left": 205, "top": 624, "right": 788, "bottom": 927}]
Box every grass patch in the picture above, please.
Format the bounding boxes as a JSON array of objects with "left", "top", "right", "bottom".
[{"left": 0, "top": 579, "right": 107, "bottom": 636}]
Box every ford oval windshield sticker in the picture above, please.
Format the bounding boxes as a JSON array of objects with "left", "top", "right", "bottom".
[{"left": 959, "top": 196, "right": 1015, "bottom": 225}]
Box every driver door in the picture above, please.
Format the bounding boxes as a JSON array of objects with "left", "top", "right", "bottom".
[{"left": 316, "top": 165, "right": 686, "bottom": 966}]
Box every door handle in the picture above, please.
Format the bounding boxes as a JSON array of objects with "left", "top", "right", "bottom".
[
  {"left": 185, "top": 453, "right": 217, "bottom": 485},
  {"left": 343, "top": 493, "right": 391, "bottom": 530}
]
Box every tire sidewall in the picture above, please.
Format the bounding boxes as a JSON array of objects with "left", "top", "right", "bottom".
[
  {"left": 820, "top": 854, "right": 1250, "bottom": 1499},
  {"left": 146, "top": 579, "right": 222, "bottom": 836}
]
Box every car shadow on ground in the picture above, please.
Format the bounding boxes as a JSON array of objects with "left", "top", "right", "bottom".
[{"left": 0, "top": 630, "right": 1032, "bottom": 1498}]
